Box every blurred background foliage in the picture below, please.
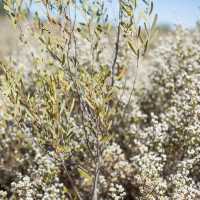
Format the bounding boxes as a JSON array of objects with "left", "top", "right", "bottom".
[{"left": 0, "top": 0, "right": 6, "bottom": 16}]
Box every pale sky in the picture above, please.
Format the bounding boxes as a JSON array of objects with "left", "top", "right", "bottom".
[
  {"left": 30, "top": 0, "right": 200, "bottom": 28},
  {"left": 154, "top": 0, "right": 200, "bottom": 28},
  {"left": 105, "top": 0, "right": 200, "bottom": 28}
]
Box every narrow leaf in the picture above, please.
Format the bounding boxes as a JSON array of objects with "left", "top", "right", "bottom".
[
  {"left": 151, "top": 14, "right": 158, "bottom": 31},
  {"left": 128, "top": 41, "right": 137, "bottom": 55},
  {"left": 149, "top": 1, "right": 153, "bottom": 15},
  {"left": 137, "top": 26, "right": 141, "bottom": 37}
]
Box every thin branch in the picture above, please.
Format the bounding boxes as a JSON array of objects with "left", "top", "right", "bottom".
[
  {"left": 111, "top": 3, "right": 121, "bottom": 86},
  {"left": 91, "top": 136, "right": 101, "bottom": 200}
]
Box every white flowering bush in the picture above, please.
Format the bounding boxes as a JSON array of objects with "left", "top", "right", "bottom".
[{"left": 133, "top": 27, "right": 200, "bottom": 199}]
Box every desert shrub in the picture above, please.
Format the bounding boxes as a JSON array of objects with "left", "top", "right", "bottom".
[
  {"left": 0, "top": 54, "right": 146, "bottom": 200},
  {"left": 0, "top": 0, "right": 158, "bottom": 199},
  {"left": 133, "top": 27, "right": 200, "bottom": 199},
  {"left": 2, "top": 0, "right": 200, "bottom": 200}
]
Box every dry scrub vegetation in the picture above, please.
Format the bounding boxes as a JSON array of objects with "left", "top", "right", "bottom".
[{"left": 0, "top": 0, "right": 200, "bottom": 200}]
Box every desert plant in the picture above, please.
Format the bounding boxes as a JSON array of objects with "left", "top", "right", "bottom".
[
  {"left": 134, "top": 27, "right": 200, "bottom": 199},
  {"left": 0, "top": 0, "right": 157, "bottom": 199},
  {"left": 2, "top": 1, "right": 200, "bottom": 200}
]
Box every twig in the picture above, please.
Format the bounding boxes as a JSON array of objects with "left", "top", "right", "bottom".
[
  {"left": 91, "top": 136, "right": 101, "bottom": 200},
  {"left": 111, "top": 3, "right": 121, "bottom": 86}
]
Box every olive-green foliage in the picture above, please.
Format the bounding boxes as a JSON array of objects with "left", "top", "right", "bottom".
[{"left": 0, "top": 0, "right": 158, "bottom": 199}]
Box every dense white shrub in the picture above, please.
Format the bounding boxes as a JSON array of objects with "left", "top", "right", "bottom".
[{"left": 134, "top": 27, "right": 200, "bottom": 199}]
